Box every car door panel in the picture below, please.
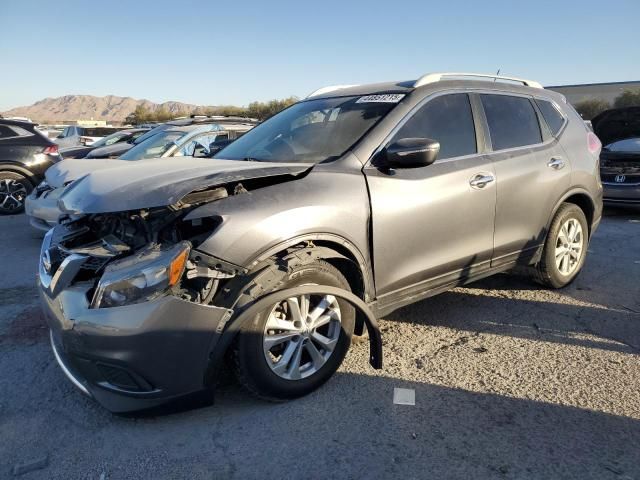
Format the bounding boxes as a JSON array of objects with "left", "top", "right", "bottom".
[
  {"left": 365, "top": 156, "right": 496, "bottom": 296},
  {"left": 478, "top": 93, "right": 572, "bottom": 267},
  {"left": 490, "top": 143, "right": 570, "bottom": 266}
]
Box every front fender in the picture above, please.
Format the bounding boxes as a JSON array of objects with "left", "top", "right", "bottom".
[{"left": 186, "top": 167, "right": 371, "bottom": 276}]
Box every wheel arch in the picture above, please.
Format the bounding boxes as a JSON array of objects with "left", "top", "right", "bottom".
[
  {"left": 549, "top": 188, "right": 596, "bottom": 236},
  {"left": 202, "top": 235, "right": 377, "bottom": 389},
  {"left": 0, "top": 162, "right": 38, "bottom": 186},
  {"left": 246, "top": 233, "right": 375, "bottom": 303}
]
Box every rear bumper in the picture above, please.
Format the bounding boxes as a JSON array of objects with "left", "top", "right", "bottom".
[
  {"left": 602, "top": 182, "right": 640, "bottom": 204},
  {"left": 40, "top": 279, "right": 232, "bottom": 413}
]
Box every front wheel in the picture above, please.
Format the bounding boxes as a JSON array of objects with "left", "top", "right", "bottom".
[
  {"left": 232, "top": 259, "right": 355, "bottom": 401},
  {"left": 534, "top": 203, "right": 589, "bottom": 288}
]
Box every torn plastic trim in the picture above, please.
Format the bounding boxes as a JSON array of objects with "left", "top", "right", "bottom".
[
  {"left": 189, "top": 249, "right": 246, "bottom": 276},
  {"left": 206, "top": 284, "right": 382, "bottom": 387}
]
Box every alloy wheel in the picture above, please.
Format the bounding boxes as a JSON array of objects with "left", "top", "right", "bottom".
[
  {"left": 0, "top": 179, "right": 28, "bottom": 212},
  {"left": 555, "top": 218, "right": 584, "bottom": 276},
  {"left": 263, "top": 292, "right": 342, "bottom": 380}
]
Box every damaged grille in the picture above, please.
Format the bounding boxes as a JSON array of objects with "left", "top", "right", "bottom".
[{"left": 57, "top": 249, "right": 109, "bottom": 272}]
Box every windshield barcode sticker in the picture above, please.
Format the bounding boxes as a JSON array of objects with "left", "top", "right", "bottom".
[{"left": 356, "top": 94, "right": 405, "bottom": 103}]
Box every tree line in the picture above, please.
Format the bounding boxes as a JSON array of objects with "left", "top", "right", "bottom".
[
  {"left": 575, "top": 89, "right": 640, "bottom": 120},
  {"left": 124, "top": 97, "right": 299, "bottom": 124}
]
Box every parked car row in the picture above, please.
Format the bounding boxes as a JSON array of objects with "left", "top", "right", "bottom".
[
  {"left": 59, "top": 128, "right": 150, "bottom": 159},
  {"left": 33, "top": 72, "right": 605, "bottom": 413},
  {"left": 55, "top": 125, "right": 124, "bottom": 148}
]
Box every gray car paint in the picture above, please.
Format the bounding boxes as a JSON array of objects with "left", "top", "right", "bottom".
[
  {"left": 45, "top": 158, "right": 128, "bottom": 187},
  {"left": 37, "top": 77, "right": 603, "bottom": 411},
  {"left": 62, "top": 80, "right": 602, "bottom": 307}
]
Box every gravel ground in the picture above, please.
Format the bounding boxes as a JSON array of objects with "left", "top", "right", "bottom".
[{"left": 0, "top": 209, "right": 639, "bottom": 479}]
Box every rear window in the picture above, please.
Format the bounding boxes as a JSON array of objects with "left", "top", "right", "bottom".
[
  {"left": 81, "top": 127, "right": 121, "bottom": 137},
  {"left": 481, "top": 94, "right": 542, "bottom": 150},
  {"left": 535, "top": 99, "right": 565, "bottom": 135}
]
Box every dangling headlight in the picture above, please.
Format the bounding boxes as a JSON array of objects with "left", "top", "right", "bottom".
[{"left": 91, "top": 242, "right": 190, "bottom": 309}]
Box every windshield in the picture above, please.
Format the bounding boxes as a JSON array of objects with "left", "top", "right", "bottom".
[
  {"left": 91, "top": 131, "right": 129, "bottom": 148},
  {"left": 133, "top": 124, "right": 169, "bottom": 145},
  {"left": 120, "top": 131, "right": 184, "bottom": 160},
  {"left": 214, "top": 96, "right": 398, "bottom": 163}
]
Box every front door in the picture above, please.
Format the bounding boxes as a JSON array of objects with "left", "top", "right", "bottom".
[{"left": 364, "top": 93, "right": 496, "bottom": 301}]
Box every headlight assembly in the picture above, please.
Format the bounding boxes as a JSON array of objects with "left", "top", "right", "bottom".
[{"left": 91, "top": 241, "right": 190, "bottom": 309}]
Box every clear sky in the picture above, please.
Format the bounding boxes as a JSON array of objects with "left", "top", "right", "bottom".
[{"left": 1, "top": 0, "right": 639, "bottom": 110}]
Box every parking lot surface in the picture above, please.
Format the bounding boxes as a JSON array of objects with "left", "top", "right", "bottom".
[{"left": 1, "top": 209, "right": 639, "bottom": 479}]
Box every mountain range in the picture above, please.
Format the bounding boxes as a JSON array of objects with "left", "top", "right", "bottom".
[{"left": 1, "top": 95, "right": 211, "bottom": 123}]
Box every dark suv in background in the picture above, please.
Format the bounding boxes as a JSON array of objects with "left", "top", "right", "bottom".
[
  {"left": 0, "top": 119, "right": 61, "bottom": 214},
  {"left": 593, "top": 106, "right": 640, "bottom": 204},
  {"left": 39, "top": 73, "right": 602, "bottom": 412}
]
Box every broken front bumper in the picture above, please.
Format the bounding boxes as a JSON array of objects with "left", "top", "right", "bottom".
[{"left": 38, "top": 246, "right": 232, "bottom": 412}]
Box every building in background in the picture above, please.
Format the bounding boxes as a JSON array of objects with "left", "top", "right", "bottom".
[{"left": 548, "top": 81, "right": 640, "bottom": 105}]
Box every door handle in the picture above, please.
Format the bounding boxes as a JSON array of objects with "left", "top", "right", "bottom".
[
  {"left": 469, "top": 174, "right": 495, "bottom": 189},
  {"left": 547, "top": 158, "right": 565, "bottom": 170}
]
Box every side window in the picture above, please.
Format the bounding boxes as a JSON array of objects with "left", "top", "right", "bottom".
[
  {"left": 9, "top": 126, "right": 33, "bottom": 137},
  {"left": 391, "top": 93, "right": 477, "bottom": 160},
  {"left": 535, "top": 99, "right": 565, "bottom": 136},
  {"left": 480, "top": 94, "right": 542, "bottom": 150},
  {"left": 0, "top": 126, "right": 15, "bottom": 139}
]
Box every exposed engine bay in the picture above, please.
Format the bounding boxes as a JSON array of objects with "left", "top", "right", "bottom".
[{"left": 43, "top": 174, "right": 296, "bottom": 309}]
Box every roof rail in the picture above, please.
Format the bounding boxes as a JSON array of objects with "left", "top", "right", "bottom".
[
  {"left": 306, "top": 84, "right": 359, "bottom": 98},
  {"left": 413, "top": 72, "right": 543, "bottom": 89}
]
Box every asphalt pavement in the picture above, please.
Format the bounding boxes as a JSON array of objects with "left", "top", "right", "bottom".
[{"left": 0, "top": 209, "right": 638, "bottom": 479}]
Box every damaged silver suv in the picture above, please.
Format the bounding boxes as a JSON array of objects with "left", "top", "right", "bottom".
[{"left": 39, "top": 73, "right": 603, "bottom": 412}]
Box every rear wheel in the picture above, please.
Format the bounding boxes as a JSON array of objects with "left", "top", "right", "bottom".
[
  {"left": 534, "top": 203, "right": 588, "bottom": 288},
  {"left": 232, "top": 259, "right": 355, "bottom": 401},
  {"left": 0, "top": 172, "right": 32, "bottom": 215}
]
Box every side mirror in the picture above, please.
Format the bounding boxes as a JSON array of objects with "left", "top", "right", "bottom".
[{"left": 383, "top": 138, "right": 440, "bottom": 168}]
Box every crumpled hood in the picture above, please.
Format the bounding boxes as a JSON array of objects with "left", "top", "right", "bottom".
[
  {"left": 45, "top": 158, "right": 127, "bottom": 187},
  {"left": 57, "top": 157, "right": 313, "bottom": 214}
]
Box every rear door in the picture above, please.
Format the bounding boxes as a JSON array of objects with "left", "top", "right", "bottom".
[
  {"left": 364, "top": 92, "right": 496, "bottom": 298},
  {"left": 479, "top": 93, "right": 571, "bottom": 266}
]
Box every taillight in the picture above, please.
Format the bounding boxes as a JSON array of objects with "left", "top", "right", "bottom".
[
  {"left": 43, "top": 145, "right": 58, "bottom": 155},
  {"left": 587, "top": 132, "right": 601, "bottom": 155}
]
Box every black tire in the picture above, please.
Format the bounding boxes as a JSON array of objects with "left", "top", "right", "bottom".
[
  {"left": 231, "top": 257, "right": 355, "bottom": 401},
  {"left": 0, "top": 171, "right": 32, "bottom": 215},
  {"left": 533, "top": 203, "right": 589, "bottom": 288}
]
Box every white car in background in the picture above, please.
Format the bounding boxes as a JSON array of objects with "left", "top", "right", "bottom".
[{"left": 55, "top": 125, "right": 123, "bottom": 148}]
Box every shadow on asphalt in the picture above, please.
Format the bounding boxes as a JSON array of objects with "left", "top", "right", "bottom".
[{"left": 130, "top": 371, "right": 640, "bottom": 479}]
